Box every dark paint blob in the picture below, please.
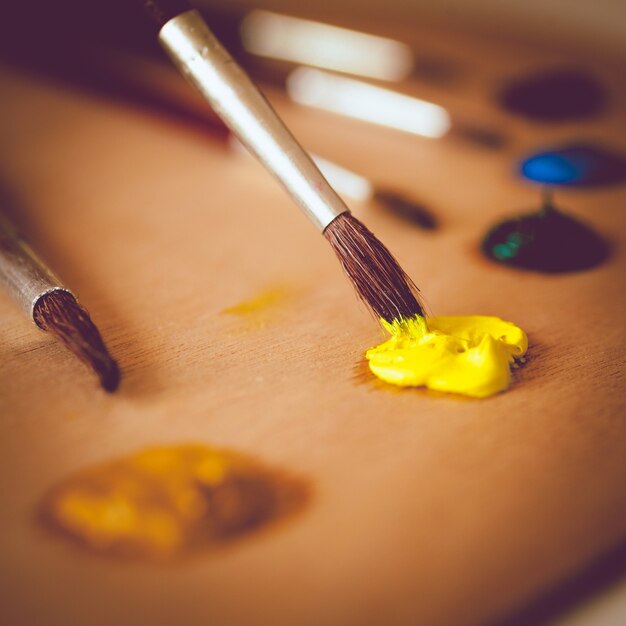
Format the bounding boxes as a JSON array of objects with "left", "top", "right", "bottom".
[
  {"left": 454, "top": 124, "right": 509, "bottom": 150},
  {"left": 374, "top": 191, "right": 438, "bottom": 230},
  {"left": 521, "top": 143, "right": 626, "bottom": 187},
  {"left": 482, "top": 204, "right": 609, "bottom": 273},
  {"left": 412, "top": 56, "right": 462, "bottom": 85},
  {"left": 499, "top": 69, "right": 606, "bottom": 122}
]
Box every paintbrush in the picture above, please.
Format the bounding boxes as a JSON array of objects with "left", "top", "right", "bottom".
[
  {"left": 0, "top": 206, "right": 120, "bottom": 392},
  {"left": 139, "top": 0, "right": 424, "bottom": 322}
]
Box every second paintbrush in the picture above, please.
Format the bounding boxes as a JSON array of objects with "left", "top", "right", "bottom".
[
  {"left": 140, "top": 0, "right": 424, "bottom": 323},
  {"left": 0, "top": 205, "right": 119, "bottom": 392}
]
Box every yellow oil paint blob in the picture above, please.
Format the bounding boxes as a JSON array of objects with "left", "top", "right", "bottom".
[
  {"left": 366, "top": 315, "right": 528, "bottom": 397},
  {"left": 41, "top": 445, "right": 307, "bottom": 559}
]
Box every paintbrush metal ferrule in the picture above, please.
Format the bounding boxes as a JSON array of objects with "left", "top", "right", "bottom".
[
  {"left": 0, "top": 210, "right": 120, "bottom": 392},
  {"left": 0, "top": 213, "right": 70, "bottom": 321},
  {"left": 158, "top": 9, "right": 348, "bottom": 232}
]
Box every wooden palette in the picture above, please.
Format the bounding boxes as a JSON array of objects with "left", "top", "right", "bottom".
[{"left": 0, "top": 10, "right": 625, "bottom": 626}]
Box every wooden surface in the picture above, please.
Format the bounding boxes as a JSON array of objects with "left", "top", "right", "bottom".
[{"left": 0, "top": 12, "right": 625, "bottom": 626}]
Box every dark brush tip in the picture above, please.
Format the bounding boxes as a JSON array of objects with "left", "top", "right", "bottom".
[
  {"left": 323, "top": 213, "right": 425, "bottom": 323},
  {"left": 100, "top": 359, "right": 121, "bottom": 393},
  {"left": 374, "top": 190, "right": 438, "bottom": 230},
  {"left": 33, "top": 290, "right": 121, "bottom": 393},
  {"left": 140, "top": 0, "right": 192, "bottom": 30}
]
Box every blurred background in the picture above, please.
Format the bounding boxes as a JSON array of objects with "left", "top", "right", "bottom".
[
  {"left": 0, "top": 1, "right": 624, "bottom": 626},
  {"left": 206, "top": 0, "right": 626, "bottom": 55}
]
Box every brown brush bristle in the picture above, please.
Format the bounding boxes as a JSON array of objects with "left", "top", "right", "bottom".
[
  {"left": 33, "top": 290, "right": 120, "bottom": 392},
  {"left": 323, "top": 213, "right": 425, "bottom": 323}
]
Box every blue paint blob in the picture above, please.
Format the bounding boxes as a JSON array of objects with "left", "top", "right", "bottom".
[
  {"left": 522, "top": 154, "right": 580, "bottom": 184},
  {"left": 520, "top": 143, "right": 626, "bottom": 187}
]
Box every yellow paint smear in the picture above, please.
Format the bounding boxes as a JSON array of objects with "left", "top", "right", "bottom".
[
  {"left": 366, "top": 315, "right": 528, "bottom": 397},
  {"left": 222, "top": 287, "right": 285, "bottom": 316},
  {"left": 41, "top": 445, "right": 306, "bottom": 559},
  {"left": 221, "top": 286, "right": 293, "bottom": 331}
]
